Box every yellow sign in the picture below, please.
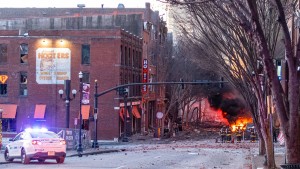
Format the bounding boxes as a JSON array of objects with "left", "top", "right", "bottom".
[{"left": 0, "top": 75, "right": 8, "bottom": 84}]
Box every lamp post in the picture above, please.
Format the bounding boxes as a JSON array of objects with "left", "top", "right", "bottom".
[
  {"left": 122, "top": 88, "right": 129, "bottom": 142},
  {"left": 0, "top": 108, "right": 3, "bottom": 150},
  {"left": 58, "top": 80, "right": 77, "bottom": 128},
  {"left": 92, "top": 80, "right": 99, "bottom": 148},
  {"left": 77, "top": 71, "right": 83, "bottom": 155}
]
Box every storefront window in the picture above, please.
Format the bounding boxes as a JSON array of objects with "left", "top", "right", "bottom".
[
  {"left": 0, "top": 72, "right": 8, "bottom": 96},
  {"left": 1, "top": 119, "right": 16, "bottom": 132}
]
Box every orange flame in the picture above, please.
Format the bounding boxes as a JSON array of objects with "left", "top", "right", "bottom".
[{"left": 231, "top": 117, "right": 253, "bottom": 132}]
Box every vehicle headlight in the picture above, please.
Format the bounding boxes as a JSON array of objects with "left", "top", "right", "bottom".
[{"left": 60, "top": 140, "right": 66, "bottom": 145}]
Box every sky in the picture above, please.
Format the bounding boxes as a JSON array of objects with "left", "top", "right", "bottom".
[{"left": 0, "top": 0, "right": 158, "bottom": 8}]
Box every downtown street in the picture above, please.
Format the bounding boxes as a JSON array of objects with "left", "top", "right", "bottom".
[{"left": 0, "top": 132, "right": 285, "bottom": 169}]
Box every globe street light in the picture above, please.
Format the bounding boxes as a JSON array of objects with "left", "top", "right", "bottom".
[
  {"left": 58, "top": 80, "right": 77, "bottom": 128},
  {"left": 77, "top": 71, "right": 83, "bottom": 155}
]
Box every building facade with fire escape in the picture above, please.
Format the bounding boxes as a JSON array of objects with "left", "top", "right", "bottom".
[{"left": 0, "top": 3, "right": 168, "bottom": 142}]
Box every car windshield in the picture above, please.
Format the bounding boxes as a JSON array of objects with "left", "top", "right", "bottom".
[{"left": 29, "top": 132, "right": 59, "bottom": 138}]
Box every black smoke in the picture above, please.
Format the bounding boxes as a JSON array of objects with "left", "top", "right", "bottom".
[{"left": 208, "top": 93, "right": 248, "bottom": 123}]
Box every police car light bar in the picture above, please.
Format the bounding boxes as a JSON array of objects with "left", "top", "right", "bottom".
[{"left": 25, "top": 127, "right": 48, "bottom": 132}]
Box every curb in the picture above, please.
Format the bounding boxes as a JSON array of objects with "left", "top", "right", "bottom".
[
  {"left": 66, "top": 149, "right": 124, "bottom": 157},
  {"left": 0, "top": 149, "right": 124, "bottom": 164}
]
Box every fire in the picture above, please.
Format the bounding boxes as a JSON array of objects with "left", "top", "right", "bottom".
[{"left": 231, "top": 117, "right": 252, "bottom": 132}]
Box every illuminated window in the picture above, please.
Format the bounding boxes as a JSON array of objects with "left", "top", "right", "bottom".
[
  {"left": 81, "top": 44, "right": 90, "bottom": 64},
  {"left": 20, "top": 44, "right": 28, "bottom": 64},
  {"left": 20, "top": 72, "right": 28, "bottom": 96},
  {"left": 0, "top": 44, "right": 8, "bottom": 64},
  {"left": 0, "top": 71, "right": 8, "bottom": 96}
]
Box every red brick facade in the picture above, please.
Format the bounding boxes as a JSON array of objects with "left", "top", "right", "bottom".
[
  {"left": 0, "top": 3, "right": 168, "bottom": 141},
  {"left": 0, "top": 29, "right": 142, "bottom": 140}
]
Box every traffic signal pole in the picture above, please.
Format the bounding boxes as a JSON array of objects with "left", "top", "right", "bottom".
[{"left": 93, "top": 81, "right": 227, "bottom": 141}]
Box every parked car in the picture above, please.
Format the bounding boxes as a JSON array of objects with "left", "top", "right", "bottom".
[{"left": 4, "top": 128, "right": 66, "bottom": 164}]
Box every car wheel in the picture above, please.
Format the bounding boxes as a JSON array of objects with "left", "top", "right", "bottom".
[
  {"left": 21, "top": 149, "right": 30, "bottom": 164},
  {"left": 4, "top": 148, "right": 14, "bottom": 162},
  {"left": 38, "top": 159, "right": 45, "bottom": 163},
  {"left": 56, "top": 157, "right": 65, "bottom": 164}
]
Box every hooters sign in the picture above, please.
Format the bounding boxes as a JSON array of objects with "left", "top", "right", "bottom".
[
  {"left": 142, "top": 59, "right": 148, "bottom": 93},
  {"left": 0, "top": 75, "right": 8, "bottom": 84}
]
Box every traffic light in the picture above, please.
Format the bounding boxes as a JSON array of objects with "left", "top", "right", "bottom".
[
  {"left": 180, "top": 78, "right": 184, "bottom": 89},
  {"left": 117, "top": 87, "right": 128, "bottom": 96},
  {"left": 220, "top": 77, "right": 224, "bottom": 88}
]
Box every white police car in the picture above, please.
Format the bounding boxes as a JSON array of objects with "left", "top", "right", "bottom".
[{"left": 4, "top": 128, "right": 66, "bottom": 164}]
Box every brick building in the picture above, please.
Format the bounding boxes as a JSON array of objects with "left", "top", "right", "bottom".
[{"left": 0, "top": 3, "right": 168, "bottom": 142}]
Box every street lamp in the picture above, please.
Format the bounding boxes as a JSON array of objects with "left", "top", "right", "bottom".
[
  {"left": 58, "top": 80, "right": 77, "bottom": 128},
  {"left": 0, "top": 108, "right": 3, "bottom": 150},
  {"left": 77, "top": 71, "right": 83, "bottom": 155},
  {"left": 92, "top": 80, "right": 99, "bottom": 148},
  {"left": 122, "top": 88, "right": 129, "bottom": 142}
]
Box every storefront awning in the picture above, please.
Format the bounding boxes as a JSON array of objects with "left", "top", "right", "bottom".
[
  {"left": 34, "top": 104, "right": 46, "bottom": 119},
  {"left": 81, "top": 105, "right": 90, "bottom": 120},
  {"left": 0, "top": 104, "right": 17, "bottom": 119},
  {"left": 119, "top": 108, "right": 129, "bottom": 121},
  {"left": 132, "top": 106, "right": 141, "bottom": 119}
]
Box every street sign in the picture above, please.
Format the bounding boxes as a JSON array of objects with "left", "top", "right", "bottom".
[
  {"left": 74, "top": 118, "right": 78, "bottom": 126},
  {"left": 142, "top": 59, "right": 148, "bottom": 93},
  {"left": 0, "top": 75, "right": 8, "bottom": 84}
]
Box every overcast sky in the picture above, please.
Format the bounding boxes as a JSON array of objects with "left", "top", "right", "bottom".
[{"left": 0, "top": 0, "right": 158, "bottom": 8}]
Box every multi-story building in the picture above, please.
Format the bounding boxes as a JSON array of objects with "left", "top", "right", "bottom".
[{"left": 0, "top": 3, "right": 168, "bottom": 142}]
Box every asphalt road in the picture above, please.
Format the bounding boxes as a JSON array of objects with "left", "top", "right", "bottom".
[{"left": 0, "top": 140, "right": 253, "bottom": 169}]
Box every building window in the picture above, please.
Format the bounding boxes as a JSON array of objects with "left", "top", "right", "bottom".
[
  {"left": 82, "top": 72, "right": 90, "bottom": 83},
  {"left": 0, "top": 44, "right": 8, "bottom": 64},
  {"left": 81, "top": 44, "right": 90, "bottom": 64},
  {"left": 20, "top": 43, "right": 28, "bottom": 64},
  {"left": 0, "top": 71, "right": 8, "bottom": 96},
  {"left": 20, "top": 72, "right": 28, "bottom": 96},
  {"left": 129, "top": 48, "right": 132, "bottom": 66},
  {"left": 2, "top": 119, "right": 16, "bottom": 132},
  {"left": 121, "top": 45, "right": 124, "bottom": 65},
  {"left": 125, "top": 47, "right": 128, "bottom": 66}
]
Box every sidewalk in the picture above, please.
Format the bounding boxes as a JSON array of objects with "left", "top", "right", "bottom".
[
  {"left": 0, "top": 147, "right": 123, "bottom": 164},
  {"left": 252, "top": 153, "right": 285, "bottom": 169}
]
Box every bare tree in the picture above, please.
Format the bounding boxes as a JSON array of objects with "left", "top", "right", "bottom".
[{"left": 163, "top": 0, "right": 289, "bottom": 168}]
